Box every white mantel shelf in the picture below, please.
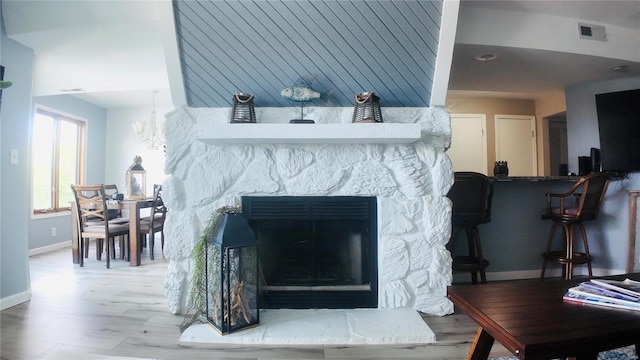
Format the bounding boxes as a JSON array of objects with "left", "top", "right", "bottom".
[{"left": 195, "top": 123, "right": 422, "bottom": 144}]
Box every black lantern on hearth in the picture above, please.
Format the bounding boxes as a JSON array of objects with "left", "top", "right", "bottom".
[{"left": 206, "top": 207, "right": 259, "bottom": 334}]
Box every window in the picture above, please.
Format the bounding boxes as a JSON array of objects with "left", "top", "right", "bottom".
[{"left": 32, "top": 107, "right": 85, "bottom": 214}]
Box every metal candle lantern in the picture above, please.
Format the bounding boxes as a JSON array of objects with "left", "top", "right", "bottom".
[
  {"left": 230, "top": 92, "right": 257, "bottom": 123},
  {"left": 125, "top": 155, "right": 146, "bottom": 199},
  {"left": 493, "top": 161, "right": 509, "bottom": 177},
  {"left": 352, "top": 92, "right": 383, "bottom": 123},
  {"left": 206, "top": 208, "right": 259, "bottom": 334}
]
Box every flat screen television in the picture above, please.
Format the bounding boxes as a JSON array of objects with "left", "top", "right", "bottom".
[{"left": 595, "top": 88, "right": 640, "bottom": 175}]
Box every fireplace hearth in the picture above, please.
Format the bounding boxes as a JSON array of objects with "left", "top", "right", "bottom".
[{"left": 243, "top": 196, "right": 378, "bottom": 309}]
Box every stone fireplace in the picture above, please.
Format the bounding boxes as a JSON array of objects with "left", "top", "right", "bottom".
[{"left": 161, "top": 106, "right": 455, "bottom": 316}]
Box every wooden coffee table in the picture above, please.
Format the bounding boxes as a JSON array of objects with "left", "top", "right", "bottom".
[{"left": 448, "top": 274, "right": 640, "bottom": 360}]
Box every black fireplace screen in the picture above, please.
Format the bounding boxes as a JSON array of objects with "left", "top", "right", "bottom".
[{"left": 242, "top": 196, "right": 378, "bottom": 309}]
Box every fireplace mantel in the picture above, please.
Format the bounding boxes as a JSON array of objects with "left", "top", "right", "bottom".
[{"left": 194, "top": 123, "right": 422, "bottom": 144}]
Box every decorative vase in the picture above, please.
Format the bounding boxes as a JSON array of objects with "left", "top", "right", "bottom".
[{"left": 493, "top": 161, "right": 509, "bottom": 177}]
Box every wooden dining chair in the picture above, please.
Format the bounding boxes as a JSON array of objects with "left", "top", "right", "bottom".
[
  {"left": 102, "top": 184, "right": 130, "bottom": 259},
  {"left": 139, "top": 184, "right": 166, "bottom": 260},
  {"left": 71, "top": 184, "right": 130, "bottom": 268},
  {"left": 103, "top": 184, "right": 124, "bottom": 221}
]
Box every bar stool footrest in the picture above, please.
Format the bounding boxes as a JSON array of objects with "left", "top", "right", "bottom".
[
  {"left": 453, "top": 256, "right": 490, "bottom": 271},
  {"left": 542, "top": 251, "right": 592, "bottom": 265}
]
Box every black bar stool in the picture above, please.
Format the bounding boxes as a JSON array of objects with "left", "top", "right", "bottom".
[{"left": 448, "top": 172, "right": 494, "bottom": 284}]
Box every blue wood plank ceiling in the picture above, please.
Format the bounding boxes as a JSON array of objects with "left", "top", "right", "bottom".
[{"left": 173, "top": 0, "right": 442, "bottom": 108}]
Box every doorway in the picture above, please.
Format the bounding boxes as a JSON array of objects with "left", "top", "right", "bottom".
[{"left": 546, "top": 113, "right": 568, "bottom": 176}]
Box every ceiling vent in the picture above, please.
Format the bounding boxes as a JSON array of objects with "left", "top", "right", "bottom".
[{"left": 579, "top": 23, "right": 607, "bottom": 41}]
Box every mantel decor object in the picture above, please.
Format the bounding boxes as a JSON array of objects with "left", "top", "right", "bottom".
[
  {"left": 493, "top": 161, "right": 509, "bottom": 177},
  {"left": 352, "top": 92, "right": 383, "bottom": 123},
  {"left": 230, "top": 92, "right": 257, "bottom": 123},
  {"left": 281, "top": 75, "right": 323, "bottom": 123},
  {"left": 126, "top": 155, "right": 147, "bottom": 199},
  {"left": 206, "top": 207, "right": 259, "bottom": 334}
]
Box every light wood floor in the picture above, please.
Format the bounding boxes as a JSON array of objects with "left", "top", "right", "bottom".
[{"left": 0, "top": 244, "right": 512, "bottom": 360}]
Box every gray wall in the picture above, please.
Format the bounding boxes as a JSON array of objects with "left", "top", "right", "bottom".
[
  {"left": 1, "top": 17, "right": 34, "bottom": 307},
  {"left": 566, "top": 76, "right": 640, "bottom": 272},
  {"left": 29, "top": 96, "right": 107, "bottom": 250},
  {"left": 467, "top": 180, "right": 602, "bottom": 278},
  {"left": 460, "top": 77, "right": 640, "bottom": 281}
]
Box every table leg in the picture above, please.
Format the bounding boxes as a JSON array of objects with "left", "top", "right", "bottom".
[
  {"left": 129, "top": 202, "right": 141, "bottom": 266},
  {"left": 467, "top": 327, "right": 494, "bottom": 360}
]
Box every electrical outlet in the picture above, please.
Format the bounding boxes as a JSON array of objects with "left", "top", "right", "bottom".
[
  {"left": 51, "top": 227, "right": 56, "bottom": 236},
  {"left": 10, "top": 149, "right": 18, "bottom": 164}
]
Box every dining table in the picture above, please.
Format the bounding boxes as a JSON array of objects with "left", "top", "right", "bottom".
[{"left": 71, "top": 197, "right": 154, "bottom": 266}]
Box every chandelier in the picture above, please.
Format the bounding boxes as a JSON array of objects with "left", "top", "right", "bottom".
[{"left": 133, "top": 90, "right": 164, "bottom": 150}]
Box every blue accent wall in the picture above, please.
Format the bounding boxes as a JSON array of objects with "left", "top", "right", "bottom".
[
  {"left": 173, "top": 0, "right": 442, "bottom": 107},
  {"left": 1, "top": 9, "right": 110, "bottom": 307},
  {"left": 1, "top": 12, "right": 34, "bottom": 306}
]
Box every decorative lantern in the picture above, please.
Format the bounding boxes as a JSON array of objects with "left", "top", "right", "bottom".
[
  {"left": 352, "top": 92, "right": 383, "bottom": 123},
  {"left": 206, "top": 207, "right": 260, "bottom": 334},
  {"left": 230, "top": 92, "right": 257, "bottom": 123},
  {"left": 125, "top": 155, "right": 147, "bottom": 199},
  {"left": 493, "top": 161, "right": 509, "bottom": 177}
]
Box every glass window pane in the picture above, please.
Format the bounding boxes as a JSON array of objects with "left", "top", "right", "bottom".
[
  {"left": 32, "top": 113, "right": 55, "bottom": 211},
  {"left": 57, "top": 120, "right": 79, "bottom": 209}
]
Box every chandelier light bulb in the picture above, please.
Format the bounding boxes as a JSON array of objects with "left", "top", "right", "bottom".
[{"left": 132, "top": 90, "right": 164, "bottom": 150}]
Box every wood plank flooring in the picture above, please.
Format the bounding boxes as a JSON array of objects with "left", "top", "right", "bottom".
[{"left": 0, "top": 244, "right": 512, "bottom": 360}]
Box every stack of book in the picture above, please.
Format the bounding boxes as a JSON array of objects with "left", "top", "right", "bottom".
[{"left": 563, "top": 278, "right": 640, "bottom": 311}]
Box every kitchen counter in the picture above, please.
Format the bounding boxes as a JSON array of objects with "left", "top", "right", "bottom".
[{"left": 490, "top": 176, "right": 582, "bottom": 182}]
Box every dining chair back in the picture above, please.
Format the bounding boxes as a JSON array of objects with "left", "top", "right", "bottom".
[
  {"left": 140, "top": 184, "right": 167, "bottom": 260},
  {"left": 103, "top": 184, "right": 125, "bottom": 221},
  {"left": 71, "top": 184, "right": 130, "bottom": 268}
]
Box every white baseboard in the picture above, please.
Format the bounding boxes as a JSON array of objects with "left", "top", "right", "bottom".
[
  {"left": 453, "top": 267, "right": 630, "bottom": 283},
  {"left": 29, "top": 241, "right": 70, "bottom": 257},
  {"left": 0, "top": 290, "right": 31, "bottom": 311},
  {"left": 453, "top": 269, "right": 539, "bottom": 283}
]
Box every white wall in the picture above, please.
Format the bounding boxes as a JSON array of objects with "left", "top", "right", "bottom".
[
  {"left": 456, "top": 6, "right": 640, "bottom": 62},
  {"left": 105, "top": 106, "right": 172, "bottom": 197},
  {"left": 566, "top": 76, "right": 640, "bottom": 271}
]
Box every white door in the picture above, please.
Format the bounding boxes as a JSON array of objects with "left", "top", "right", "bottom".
[
  {"left": 448, "top": 114, "right": 487, "bottom": 174},
  {"left": 495, "top": 115, "right": 537, "bottom": 176}
]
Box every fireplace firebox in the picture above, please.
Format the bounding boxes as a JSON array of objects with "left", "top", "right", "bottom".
[{"left": 242, "top": 196, "right": 378, "bottom": 309}]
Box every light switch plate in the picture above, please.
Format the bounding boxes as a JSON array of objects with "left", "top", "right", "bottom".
[{"left": 10, "top": 148, "right": 18, "bottom": 164}]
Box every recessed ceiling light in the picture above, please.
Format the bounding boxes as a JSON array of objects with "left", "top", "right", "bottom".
[
  {"left": 609, "top": 65, "right": 629, "bottom": 72},
  {"left": 475, "top": 53, "right": 498, "bottom": 61}
]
